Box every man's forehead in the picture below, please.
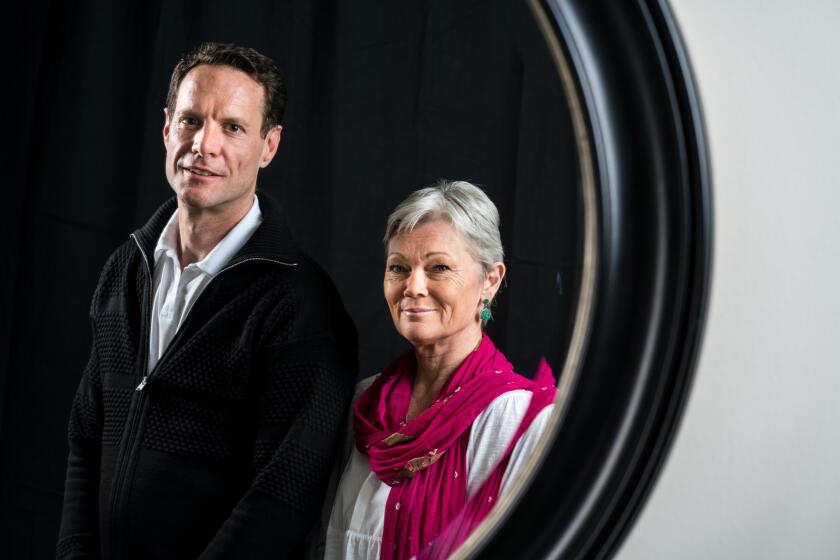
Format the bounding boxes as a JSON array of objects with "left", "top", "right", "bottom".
[{"left": 175, "top": 64, "right": 265, "bottom": 115}]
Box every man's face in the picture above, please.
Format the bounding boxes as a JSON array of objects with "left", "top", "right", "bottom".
[{"left": 163, "top": 64, "right": 282, "bottom": 214}]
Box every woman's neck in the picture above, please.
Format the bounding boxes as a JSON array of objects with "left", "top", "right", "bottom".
[{"left": 407, "top": 328, "right": 483, "bottom": 420}]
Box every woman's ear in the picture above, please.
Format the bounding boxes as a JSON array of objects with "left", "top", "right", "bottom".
[{"left": 483, "top": 262, "right": 506, "bottom": 300}]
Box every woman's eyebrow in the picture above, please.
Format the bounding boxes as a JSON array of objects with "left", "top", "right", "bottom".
[{"left": 386, "top": 251, "right": 453, "bottom": 259}]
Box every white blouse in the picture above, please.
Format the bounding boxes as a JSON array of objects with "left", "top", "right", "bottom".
[{"left": 322, "top": 377, "right": 555, "bottom": 560}]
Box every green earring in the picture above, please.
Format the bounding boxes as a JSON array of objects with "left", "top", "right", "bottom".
[{"left": 480, "top": 298, "right": 492, "bottom": 325}]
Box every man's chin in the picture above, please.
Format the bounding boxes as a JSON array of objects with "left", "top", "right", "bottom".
[
  {"left": 174, "top": 185, "right": 255, "bottom": 216},
  {"left": 176, "top": 189, "right": 217, "bottom": 211}
]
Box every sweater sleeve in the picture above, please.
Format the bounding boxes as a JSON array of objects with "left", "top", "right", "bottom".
[
  {"left": 198, "top": 275, "right": 358, "bottom": 559},
  {"left": 56, "top": 320, "right": 103, "bottom": 559}
]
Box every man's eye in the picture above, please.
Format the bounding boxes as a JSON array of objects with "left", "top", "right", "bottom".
[
  {"left": 226, "top": 123, "right": 243, "bottom": 133},
  {"left": 179, "top": 117, "right": 199, "bottom": 127}
]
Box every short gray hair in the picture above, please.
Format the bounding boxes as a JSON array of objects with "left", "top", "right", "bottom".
[{"left": 384, "top": 180, "right": 504, "bottom": 271}]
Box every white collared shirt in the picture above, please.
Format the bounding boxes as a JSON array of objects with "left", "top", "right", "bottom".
[{"left": 147, "top": 195, "right": 263, "bottom": 372}]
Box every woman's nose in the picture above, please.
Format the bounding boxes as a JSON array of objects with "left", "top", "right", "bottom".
[{"left": 404, "top": 270, "right": 428, "bottom": 297}]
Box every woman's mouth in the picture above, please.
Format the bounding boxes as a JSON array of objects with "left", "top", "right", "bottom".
[{"left": 402, "top": 308, "right": 435, "bottom": 316}]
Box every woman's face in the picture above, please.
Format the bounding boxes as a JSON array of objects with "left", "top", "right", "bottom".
[{"left": 384, "top": 219, "right": 502, "bottom": 350}]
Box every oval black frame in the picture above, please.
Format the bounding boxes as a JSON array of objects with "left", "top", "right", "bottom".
[{"left": 461, "top": 0, "right": 712, "bottom": 558}]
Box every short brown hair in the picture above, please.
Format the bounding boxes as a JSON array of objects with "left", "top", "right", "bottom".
[{"left": 166, "top": 42, "right": 287, "bottom": 137}]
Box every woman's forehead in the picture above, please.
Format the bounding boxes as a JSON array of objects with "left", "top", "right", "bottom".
[{"left": 389, "top": 220, "right": 468, "bottom": 253}]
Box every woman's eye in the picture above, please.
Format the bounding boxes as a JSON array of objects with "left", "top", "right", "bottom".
[
  {"left": 431, "top": 264, "right": 450, "bottom": 273},
  {"left": 387, "top": 264, "right": 407, "bottom": 274}
]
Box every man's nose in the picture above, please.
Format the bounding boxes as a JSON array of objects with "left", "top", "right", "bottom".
[
  {"left": 192, "top": 123, "right": 222, "bottom": 157},
  {"left": 404, "top": 269, "right": 428, "bottom": 297}
]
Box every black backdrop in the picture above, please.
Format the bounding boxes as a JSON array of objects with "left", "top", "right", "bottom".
[{"left": 2, "top": 0, "right": 578, "bottom": 554}]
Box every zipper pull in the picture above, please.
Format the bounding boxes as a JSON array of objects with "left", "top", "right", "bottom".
[{"left": 136, "top": 376, "right": 149, "bottom": 391}]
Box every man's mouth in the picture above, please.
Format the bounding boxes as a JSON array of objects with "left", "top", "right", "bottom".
[{"left": 181, "top": 165, "right": 221, "bottom": 177}]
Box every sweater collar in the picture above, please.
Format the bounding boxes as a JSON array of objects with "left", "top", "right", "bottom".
[{"left": 131, "top": 191, "right": 300, "bottom": 270}]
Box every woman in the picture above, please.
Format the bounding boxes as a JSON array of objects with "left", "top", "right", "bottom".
[{"left": 324, "top": 180, "right": 556, "bottom": 560}]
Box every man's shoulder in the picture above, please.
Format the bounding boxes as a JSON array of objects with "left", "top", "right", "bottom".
[
  {"left": 249, "top": 250, "right": 356, "bottom": 345},
  {"left": 100, "top": 235, "right": 139, "bottom": 271},
  {"left": 93, "top": 197, "right": 175, "bottom": 279},
  {"left": 79, "top": 238, "right": 141, "bottom": 318},
  {"left": 248, "top": 250, "right": 343, "bottom": 310},
  {"left": 284, "top": 252, "right": 335, "bottom": 287}
]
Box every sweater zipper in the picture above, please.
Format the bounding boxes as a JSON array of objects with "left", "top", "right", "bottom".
[
  {"left": 107, "top": 234, "right": 155, "bottom": 557},
  {"left": 133, "top": 256, "right": 298, "bottom": 391},
  {"left": 110, "top": 239, "right": 297, "bottom": 555}
]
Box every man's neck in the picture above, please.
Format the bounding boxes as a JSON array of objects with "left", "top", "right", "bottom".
[{"left": 176, "top": 195, "right": 255, "bottom": 268}]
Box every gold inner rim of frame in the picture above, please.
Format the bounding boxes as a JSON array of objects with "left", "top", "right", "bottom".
[{"left": 450, "top": 0, "right": 600, "bottom": 557}]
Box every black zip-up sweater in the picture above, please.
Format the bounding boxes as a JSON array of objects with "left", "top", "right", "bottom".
[{"left": 57, "top": 193, "right": 358, "bottom": 559}]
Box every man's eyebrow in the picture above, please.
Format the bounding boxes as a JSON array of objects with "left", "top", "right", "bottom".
[
  {"left": 174, "top": 108, "right": 250, "bottom": 121},
  {"left": 176, "top": 109, "right": 198, "bottom": 118}
]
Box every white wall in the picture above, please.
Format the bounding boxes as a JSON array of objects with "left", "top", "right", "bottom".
[{"left": 617, "top": 1, "right": 840, "bottom": 559}]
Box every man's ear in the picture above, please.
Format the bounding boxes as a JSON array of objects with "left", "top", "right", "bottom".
[
  {"left": 259, "top": 125, "right": 283, "bottom": 168},
  {"left": 163, "top": 107, "right": 171, "bottom": 146}
]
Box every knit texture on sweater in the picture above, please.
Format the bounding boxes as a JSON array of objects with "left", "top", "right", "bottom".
[{"left": 57, "top": 194, "right": 358, "bottom": 559}]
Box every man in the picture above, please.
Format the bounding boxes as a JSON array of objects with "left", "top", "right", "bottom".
[{"left": 57, "top": 42, "right": 358, "bottom": 559}]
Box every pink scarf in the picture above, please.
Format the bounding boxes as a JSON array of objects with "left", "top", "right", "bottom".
[{"left": 353, "top": 334, "right": 557, "bottom": 559}]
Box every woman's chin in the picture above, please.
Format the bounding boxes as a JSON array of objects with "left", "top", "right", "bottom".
[
  {"left": 398, "top": 322, "right": 483, "bottom": 351},
  {"left": 398, "top": 325, "right": 442, "bottom": 348}
]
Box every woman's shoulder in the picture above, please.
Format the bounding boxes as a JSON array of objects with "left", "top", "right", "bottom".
[
  {"left": 471, "top": 389, "right": 533, "bottom": 436},
  {"left": 465, "top": 389, "right": 532, "bottom": 493},
  {"left": 466, "top": 387, "right": 556, "bottom": 495}
]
